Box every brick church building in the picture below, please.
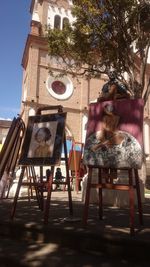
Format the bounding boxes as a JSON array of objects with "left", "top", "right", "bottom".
[
  {"left": 21, "top": 0, "right": 109, "bottom": 144},
  {"left": 21, "top": 0, "right": 150, "bottom": 170}
]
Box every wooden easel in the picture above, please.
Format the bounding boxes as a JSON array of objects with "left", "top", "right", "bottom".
[
  {"left": 82, "top": 166, "right": 143, "bottom": 235},
  {"left": 10, "top": 105, "right": 73, "bottom": 223},
  {"left": 82, "top": 98, "right": 144, "bottom": 235},
  {"left": 0, "top": 116, "right": 25, "bottom": 199}
]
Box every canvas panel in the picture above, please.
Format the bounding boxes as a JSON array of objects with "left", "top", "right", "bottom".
[
  {"left": 19, "top": 113, "right": 66, "bottom": 166},
  {"left": 83, "top": 99, "right": 144, "bottom": 169}
]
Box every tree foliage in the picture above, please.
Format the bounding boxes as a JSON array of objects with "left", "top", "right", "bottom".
[{"left": 46, "top": 0, "right": 150, "bottom": 99}]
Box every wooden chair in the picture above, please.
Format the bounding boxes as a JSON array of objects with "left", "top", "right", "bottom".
[{"left": 68, "top": 141, "right": 84, "bottom": 193}]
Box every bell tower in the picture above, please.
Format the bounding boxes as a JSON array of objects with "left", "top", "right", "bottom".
[{"left": 21, "top": 0, "right": 105, "bottom": 142}]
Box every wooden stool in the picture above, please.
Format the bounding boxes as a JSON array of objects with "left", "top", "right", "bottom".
[{"left": 82, "top": 166, "right": 143, "bottom": 235}]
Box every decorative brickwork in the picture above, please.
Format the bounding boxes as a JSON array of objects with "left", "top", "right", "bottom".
[{"left": 21, "top": 0, "right": 106, "bottom": 142}]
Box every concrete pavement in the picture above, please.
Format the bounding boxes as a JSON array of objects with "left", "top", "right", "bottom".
[{"left": 0, "top": 189, "right": 150, "bottom": 266}]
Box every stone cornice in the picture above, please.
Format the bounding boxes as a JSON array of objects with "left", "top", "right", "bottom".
[{"left": 22, "top": 100, "right": 87, "bottom": 114}]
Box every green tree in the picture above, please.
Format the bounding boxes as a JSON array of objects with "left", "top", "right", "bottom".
[{"left": 46, "top": 0, "right": 150, "bottom": 102}]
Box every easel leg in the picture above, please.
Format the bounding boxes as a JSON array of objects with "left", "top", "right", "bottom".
[
  {"left": 82, "top": 167, "right": 92, "bottom": 227},
  {"left": 30, "top": 166, "right": 42, "bottom": 210},
  {"left": 44, "top": 166, "right": 54, "bottom": 224},
  {"left": 98, "top": 168, "right": 103, "bottom": 219},
  {"left": 66, "top": 170, "right": 73, "bottom": 216},
  {"left": 39, "top": 166, "right": 44, "bottom": 211},
  {"left": 10, "top": 166, "right": 25, "bottom": 220},
  {"left": 26, "top": 167, "right": 32, "bottom": 202},
  {"left": 129, "top": 169, "right": 135, "bottom": 235},
  {"left": 64, "top": 134, "right": 73, "bottom": 216},
  {"left": 134, "top": 169, "right": 143, "bottom": 225}
]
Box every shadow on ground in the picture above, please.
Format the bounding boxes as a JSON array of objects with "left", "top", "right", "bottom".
[{"left": 0, "top": 191, "right": 150, "bottom": 266}]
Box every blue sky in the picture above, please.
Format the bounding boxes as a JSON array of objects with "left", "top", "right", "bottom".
[{"left": 0, "top": 1, "right": 31, "bottom": 120}]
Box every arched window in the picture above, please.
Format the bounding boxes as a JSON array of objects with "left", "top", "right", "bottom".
[
  {"left": 62, "top": 17, "right": 69, "bottom": 29},
  {"left": 54, "top": 15, "right": 61, "bottom": 29}
]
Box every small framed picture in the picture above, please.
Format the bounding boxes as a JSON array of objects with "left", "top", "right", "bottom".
[{"left": 19, "top": 113, "right": 66, "bottom": 166}]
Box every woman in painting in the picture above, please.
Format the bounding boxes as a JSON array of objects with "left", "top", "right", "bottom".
[
  {"left": 84, "top": 103, "right": 143, "bottom": 170},
  {"left": 34, "top": 127, "right": 52, "bottom": 158},
  {"left": 91, "top": 103, "right": 125, "bottom": 179},
  {"left": 92, "top": 103, "right": 125, "bottom": 151}
]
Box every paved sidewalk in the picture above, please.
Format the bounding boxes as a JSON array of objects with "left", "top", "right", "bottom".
[{"left": 0, "top": 189, "right": 150, "bottom": 266}]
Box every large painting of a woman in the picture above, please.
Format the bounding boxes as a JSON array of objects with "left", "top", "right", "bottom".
[{"left": 83, "top": 99, "right": 144, "bottom": 169}]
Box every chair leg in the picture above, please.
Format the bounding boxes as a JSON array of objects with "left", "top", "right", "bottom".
[
  {"left": 134, "top": 169, "right": 143, "bottom": 225},
  {"left": 76, "top": 173, "right": 80, "bottom": 194},
  {"left": 82, "top": 167, "right": 92, "bottom": 227}
]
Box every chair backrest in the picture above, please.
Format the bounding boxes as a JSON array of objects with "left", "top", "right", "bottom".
[{"left": 68, "top": 142, "right": 84, "bottom": 172}]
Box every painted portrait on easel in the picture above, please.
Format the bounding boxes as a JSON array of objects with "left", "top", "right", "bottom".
[
  {"left": 28, "top": 121, "right": 57, "bottom": 158},
  {"left": 19, "top": 113, "right": 66, "bottom": 166},
  {"left": 83, "top": 99, "right": 144, "bottom": 169}
]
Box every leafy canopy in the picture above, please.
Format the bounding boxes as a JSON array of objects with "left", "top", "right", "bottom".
[{"left": 46, "top": 0, "right": 150, "bottom": 98}]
